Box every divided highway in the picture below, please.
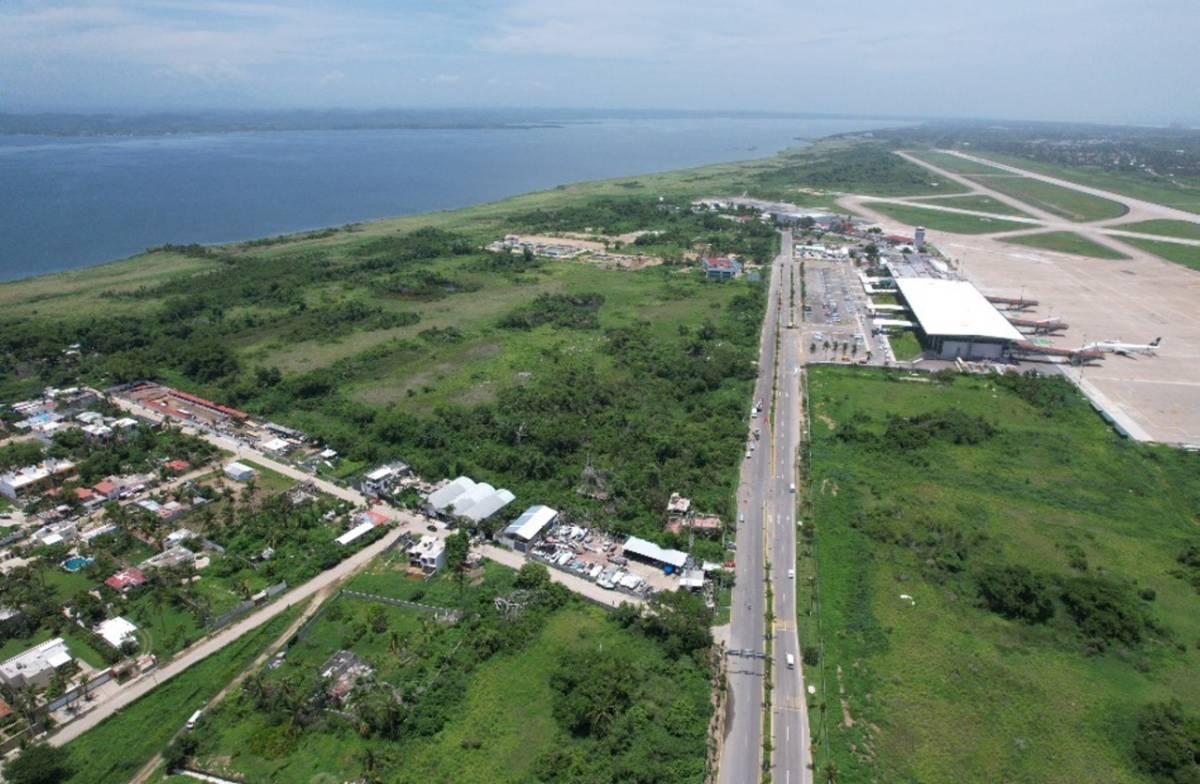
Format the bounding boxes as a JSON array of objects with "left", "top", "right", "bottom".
[{"left": 719, "top": 229, "right": 812, "bottom": 784}]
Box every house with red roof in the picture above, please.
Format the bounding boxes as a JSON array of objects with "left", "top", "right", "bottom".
[
  {"left": 93, "top": 480, "right": 119, "bottom": 501},
  {"left": 165, "top": 459, "right": 192, "bottom": 474},
  {"left": 105, "top": 568, "right": 147, "bottom": 593}
]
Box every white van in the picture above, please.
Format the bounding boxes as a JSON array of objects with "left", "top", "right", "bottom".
[
  {"left": 185, "top": 709, "right": 204, "bottom": 731},
  {"left": 785, "top": 653, "right": 795, "bottom": 669},
  {"left": 789, "top": 483, "right": 796, "bottom": 493}
]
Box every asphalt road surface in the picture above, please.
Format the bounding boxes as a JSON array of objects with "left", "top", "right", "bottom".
[
  {"left": 720, "top": 229, "right": 811, "bottom": 784},
  {"left": 770, "top": 238, "right": 813, "bottom": 784}
]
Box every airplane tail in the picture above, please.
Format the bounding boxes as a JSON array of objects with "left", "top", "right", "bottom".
[{"left": 1151, "top": 337, "right": 1162, "bottom": 347}]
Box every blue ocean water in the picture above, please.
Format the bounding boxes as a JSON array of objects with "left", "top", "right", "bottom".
[{"left": 0, "top": 114, "right": 885, "bottom": 281}]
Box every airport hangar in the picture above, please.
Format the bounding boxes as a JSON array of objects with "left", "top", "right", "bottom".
[{"left": 892, "top": 278, "right": 1024, "bottom": 361}]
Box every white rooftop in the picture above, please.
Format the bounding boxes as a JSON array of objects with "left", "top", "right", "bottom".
[
  {"left": 459, "top": 488, "right": 516, "bottom": 523},
  {"left": 449, "top": 482, "right": 496, "bottom": 514},
  {"left": 336, "top": 521, "right": 375, "bottom": 546},
  {"left": 94, "top": 617, "right": 138, "bottom": 649},
  {"left": 623, "top": 536, "right": 688, "bottom": 570},
  {"left": 893, "top": 278, "right": 1023, "bottom": 342},
  {"left": 504, "top": 505, "right": 558, "bottom": 542},
  {"left": 427, "top": 476, "right": 475, "bottom": 511},
  {"left": 0, "top": 637, "right": 72, "bottom": 681}
]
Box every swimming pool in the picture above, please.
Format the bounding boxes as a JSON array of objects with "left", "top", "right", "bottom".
[{"left": 61, "top": 556, "right": 94, "bottom": 573}]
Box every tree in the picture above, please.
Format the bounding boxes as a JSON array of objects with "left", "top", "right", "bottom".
[
  {"left": 4, "top": 744, "right": 74, "bottom": 784},
  {"left": 514, "top": 562, "right": 551, "bottom": 591},
  {"left": 445, "top": 530, "right": 470, "bottom": 593}
]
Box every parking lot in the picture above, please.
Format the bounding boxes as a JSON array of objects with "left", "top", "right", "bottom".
[{"left": 798, "top": 253, "right": 880, "bottom": 365}]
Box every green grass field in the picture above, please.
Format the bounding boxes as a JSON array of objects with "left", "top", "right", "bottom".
[
  {"left": 965, "top": 175, "right": 1129, "bottom": 222},
  {"left": 963, "top": 152, "right": 1200, "bottom": 216},
  {"left": 800, "top": 367, "right": 1200, "bottom": 784},
  {"left": 908, "top": 194, "right": 1035, "bottom": 218},
  {"left": 189, "top": 567, "right": 710, "bottom": 783},
  {"left": 905, "top": 150, "right": 1012, "bottom": 176},
  {"left": 1000, "top": 231, "right": 1131, "bottom": 259},
  {"left": 1120, "top": 236, "right": 1200, "bottom": 271},
  {"left": 61, "top": 608, "right": 300, "bottom": 784},
  {"left": 1113, "top": 219, "right": 1200, "bottom": 241},
  {"left": 861, "top": 202, "right": 1032, "bottom": 234},
  {"left": 887, "top": 331, "right": 923, "bottom": 360}
]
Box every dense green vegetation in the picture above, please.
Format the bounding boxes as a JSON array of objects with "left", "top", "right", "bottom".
[
  {"left": 800, "top": 367, "right": 1200, "bottom": 784},
  {"left": 860, "top": 201, "right": 1031, "bottom": 234},
  {"left": 1121, "top": 237, "right": 1200, "bottom": 272},
  {"left": 1000, "top": 231, "right": 1131, "bottom": 259},
  {"left": 1115, "top": 219, "right": 1200, "bottom": 241},
  {"left": 908, "top": 193, "right": 1034, "bottom": 217},
  {"left": 184, "top": 560, "right": 714, "bottom": 783}
]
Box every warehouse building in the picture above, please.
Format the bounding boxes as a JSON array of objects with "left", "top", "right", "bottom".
[
  {"left": 501, "top": 505, "right": 558, "bottom": 552},
  {"left": 622, "top": 536, "right": 689, "bottom": 574},
  {"left": 893, "top": 278, "right": 1023, "bottom": 360}
]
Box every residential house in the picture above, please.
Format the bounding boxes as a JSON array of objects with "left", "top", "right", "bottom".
[
  {"left": 702, "top": 257, "right": 741, "bottom": 281},
  {"left": 407, "top": 535, "right": 447, "bottom": 574},
  {"left": 105, "top": 568, "right": 147, "bottom": 593},
  {"left": 0, "top": 638, "right": 74, "bottom": 690}
]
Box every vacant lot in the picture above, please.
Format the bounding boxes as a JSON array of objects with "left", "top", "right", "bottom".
[
  {"left": 800, "top": 367, "right": 1200, "bottom": 784},
  {"left": 966, "top": 175, "right": 1129, "bottom": 222},
  {"left": 909, "top": 193, "right": 1035, "bottom": 217},
  {"left": 861, "top": 202, "right": 1031, "bottom": 234},
  {"left": 1000, "top": 231, "right": 1130, "bottom": 259},
  {"left": 188, "top": 564, "right": 712, "bottom": 783}
]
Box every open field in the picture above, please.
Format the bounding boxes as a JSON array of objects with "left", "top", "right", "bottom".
[
  {"left": 60, "top": 608, "right": 300, "bottom": 784},
  {"left": 909, "top": 193, "right": 1035, "bottom": 217},
  {"left": 860, "top": 201, "right": 1030, "bottom": 234},
  {"left": 1119, "top": 236, "right": 1200, "bottom": 272},
  {"left": 801, "top": 367, "right": 1200, "bottom": 784},
  {"left": 963, "top": 151, "right": 1200, "bottom": 216},
  {"left": 1000, "top": 231, "right": 1131, "bottom": 259},
  {"left": 187, "top": 565, "right": 711, "bottom": 783},
  {"left": 964, "top": 174, "right": 1129, "bottom": 222},
  {"left": 905, "top": 150, "right": 1014, "bottom": 176},
  {"left": 1113, "top": 219, "right": 1200, "bottom": 241}
]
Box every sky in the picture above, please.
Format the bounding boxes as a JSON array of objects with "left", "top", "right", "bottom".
[{"left": 1, "top": 0, "right": 1195, "bottom": 124}]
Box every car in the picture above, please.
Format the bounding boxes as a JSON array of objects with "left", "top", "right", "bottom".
[
  {"left": 426, "top": 524, "right": 437, "bottom": 532},
  {"left": 785, "top": 653, "right": 795, "bottom": 669},
  {"left": 787, "top": 568, "right": 795, "bottom": 579},
  {"left": 745, "top": 450, "right": 752, "bottom": 459}
]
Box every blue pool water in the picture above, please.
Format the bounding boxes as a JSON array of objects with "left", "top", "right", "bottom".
[{"left": 62, "top": 556, "right": 94, "bottom": 572}]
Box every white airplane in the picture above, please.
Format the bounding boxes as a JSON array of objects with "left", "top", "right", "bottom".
[{"left": 1081, "top": 337, "right": 1162, "bottom": 356}]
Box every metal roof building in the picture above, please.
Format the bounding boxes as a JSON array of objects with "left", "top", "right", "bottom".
[
  {"left": 502, "top": 505, "right": 558, "bottom": 551},
  {"left": 622, "top": 536, "right": 688, "bottom": 571},
  {"left": 893, "top": 278, "right": 1023, "bottom": 360},
  {"left": 426, "top": 476, "right": 475, "bottom": 512},
  {"left": 458, "top": 488, "right": 516, "bottom": 523}
]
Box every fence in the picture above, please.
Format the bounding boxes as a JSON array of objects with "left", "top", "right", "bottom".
[
  {"left": 341, "top": 590, "right": 462, "bottom": 621},
  {"left": 207, "top": 581, "right": 288, "bottom": 632},
  {"left": 46, "top": 668, "right": 114, "bottom": 713}
]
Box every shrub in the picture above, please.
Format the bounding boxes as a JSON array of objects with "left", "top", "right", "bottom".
[
  {"left": 976, "top": 564, "right": 1055, "bottom": 623},
  {"left": 1059, "top": 576, "right": 1146, "bottom": 645},
  {"left": 1132, "top": 700, "right": 1200, "bottom": 782}
]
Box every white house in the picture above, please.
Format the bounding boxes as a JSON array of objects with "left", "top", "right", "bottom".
[
  {"left": 407, "top": 535, "right": 447, "bottom": 574},
  {"left": 0, "top": 638, "right": 74, "bottom": 690},
  {"left": 224, "top": 462, "right": 257, "bottom": 482},
  {"left": 94, "top": 617, "right": 139, "bottom": 650}
]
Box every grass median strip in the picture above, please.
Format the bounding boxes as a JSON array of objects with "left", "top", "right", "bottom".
[
  {"left": 1119, "top": 236, "right": 1200, "bottom": 271},
  {"left": 1000, "top": 231, "right": 1130, "bottom": 259},
  {"left": 861, "top": 202, "right": 1031, "bottom": 235},
  {"left": 965, "top": 175, "right": 1129, "bottom": 222}
]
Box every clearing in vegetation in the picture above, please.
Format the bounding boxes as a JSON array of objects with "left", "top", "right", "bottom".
[
  {"left": 861, "top": 201, "right": 1031, "bottom": 234},
  {"left": 1000, "top": 231, "right": 1131, "bottom": 260},
  {"left": 964, "top": 175, "right": 1129, "bottom": 222},
  {"left": 801, "top": 367, "right": 1200, "bottom": 784},
  {"left": 1112, "top": 219, "right": 1200, "bottom": 241},
  {"left": 1119, "top": 236, "right": 1200, "bottom": 272},
  {"left": 181, "top": 560, "right": 714, "bottom": 783},
  {"left": 908, "top": 193, "right": 1035, "bottom": 218}
]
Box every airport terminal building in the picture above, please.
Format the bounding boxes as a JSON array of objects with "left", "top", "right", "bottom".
[{"left": 893, "top": 278, "right": 1023, "bottom": 360}]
